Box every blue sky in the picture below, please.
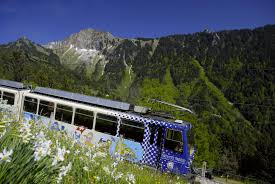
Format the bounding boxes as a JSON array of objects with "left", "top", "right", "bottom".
[{"left": 0, "top": 0, "right": 274, "bottom": 44}]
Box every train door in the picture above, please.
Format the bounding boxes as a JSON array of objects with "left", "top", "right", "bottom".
[
  {"left": 160, "top": 128, "right": 189, "bottom": 174},
  {"left": 142, "top": 124, "right": 164, "bottom": 168}
]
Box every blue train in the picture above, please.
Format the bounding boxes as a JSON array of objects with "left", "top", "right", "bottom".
[{"left": 0, "top": 79, "right": 195, "bottom": 175}]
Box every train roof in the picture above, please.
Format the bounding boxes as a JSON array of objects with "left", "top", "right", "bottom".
[
  {"left": 30, "top": 86, "right": 191, "bottom": 129},
  {"left": 144, "top": 115, "right": 191, "bottom": 128},
  {"left": 33, "top": 87, "right": 131, "bottom": 111},
  {"left": 0, "top": 80, "right": 25, "bottom": 90}
]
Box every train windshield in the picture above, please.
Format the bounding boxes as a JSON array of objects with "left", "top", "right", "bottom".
[{"left": 164, "top": 129, "right": 183, "bottom": 154}]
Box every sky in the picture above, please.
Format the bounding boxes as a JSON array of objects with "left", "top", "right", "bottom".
[{"left": 0, "top": 0, "right": 274, "bottom": 44}]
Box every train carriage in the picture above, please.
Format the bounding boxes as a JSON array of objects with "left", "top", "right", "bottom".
[
  {"left": 0, "top": 79, "right": 195, "bottom": 175},
  {"left": 0, "top": 80, "right": 29, "bottom": 121}
]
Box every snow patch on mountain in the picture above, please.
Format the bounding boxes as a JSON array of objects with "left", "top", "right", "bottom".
[{"left": 74, "top": 45, "right": 101, "bottom": 62}]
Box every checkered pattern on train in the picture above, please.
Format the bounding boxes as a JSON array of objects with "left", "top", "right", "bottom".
[
  {"left": 109, "top": 111, "right": 190, "bottom": 167},
  {"left": 141, "top": 120, "right": 162, "bottom": 167}
]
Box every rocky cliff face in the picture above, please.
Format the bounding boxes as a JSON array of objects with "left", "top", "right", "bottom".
[
  {"left": 47, "top": 29, "right": 120, "bottom": 50},
  {"left": 45, "top": 29, "right": 125, "bottom": 81}
]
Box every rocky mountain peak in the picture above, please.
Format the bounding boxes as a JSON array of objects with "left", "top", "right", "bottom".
[
  {"left": 4, "top": 37, "right": 58, "bottom": 62},
  {"left": 62, "top": 28, "right": 120, "bottom": 51},
  {"left": 77, "top": 28, "right": 115, "bottom": 39},
  {"left": 46, "top": 28, "right": 122, "bottom": 52},
  {"left": 15, "top": 36, "right": 34, "bottom": 46},
  {"left": 3, "top": 36, "right": 38, "bottom": 51}
]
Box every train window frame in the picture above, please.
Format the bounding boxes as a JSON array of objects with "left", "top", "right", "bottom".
[
  {"left": 74, "top": 108, "right": 94, "bottom": 129},
  {"left": 149, "top": 126, "right": 163, "bottom": 146},
  {"left": 55, "top": 103, "right": 73, "bottom": 124},
  {"left": 38, "top": 100, "right": 55, "bottom": 118},
  {"left": 149, "top": 125, "right": 156, "bottom": 145},
  {"left": 164, "top": 128, "right": 184, "bottom": 154},
  {"left": 2, "top": 91, "right": 15, "bottom": 105},
  {"left": 95, "top": 113, "right": 118, "bottom": 136},
  {"left": 156, "top": 127, "right": 164, "bottom": 147},
  {"left": 23, "top": 96, "right": 38, "bottom": 114},
  {"left": 119, "top": 119, "right": 144, "bottom": 143}
]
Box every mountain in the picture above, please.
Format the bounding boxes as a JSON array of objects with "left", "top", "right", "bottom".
[
  {"left": 5, "top": 36, "right": 60, "bottom": 64},
  {"left": 45, "top": 29, "right": 122, "bottom": 82},
  {"left": 0, "top": 25, "right": 274, "bottom": 182},
  {"left": 44, "top": 29, "right": 160, "bottom": 95},
  {"left": 0, "top": 37, "right": 79, "bottom": 88}
]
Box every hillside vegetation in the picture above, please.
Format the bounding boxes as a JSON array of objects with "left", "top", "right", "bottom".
[{"left": 0, "top": 25, "right": 274, "bottom": 183}]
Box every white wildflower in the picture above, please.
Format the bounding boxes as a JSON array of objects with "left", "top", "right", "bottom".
[
  {"left": 75, "top": 149, "right": 80, "bottom": 155},
  {"left": 0, "top": 129, "right": 6, "bottom": 139},
  {"left": 34, "top": 140, "right": 52, "bottom": 161},
  {"left": 33, "top": 130, "right": 52, "bottom": 161},
  {"left": 0, "top": 148, "right": 13, "bottom": 163},
  {"left": 114, "top": 172, "right": 123, "bottom": 181},
  {"left": 97, "top": 151, "right": 107, "bottom": 158},
  {"left": 52, "top": 146, "right": 69, "bottom": 166},
  {"left": 56, "top": 162, "right": 72, "bottom": 183},
  {"left": 83, "top": 166, "right": 89, "bottom": 171},
  {"left": 92, "top": 153, "right": 96, "bottom": 159},
  {"left": 19, "top": 122, "right": 32, "bottom": 143},
  {"left": 126, "top": 173, "right": 136, "bottom": 184},
  {"left": 36, "top": 131, "right": 45, "bottom": 139},
  {"left": 112, "top": 161, "right": 118, "bottom": 168},
  {"left": 114, "top": 152, "right": 124, "bottom": 162},
  {"left": 103, "top": 166, "right": 110, "bottom": 174},
  {"left": 85, "top": 151, "right": 91, "bottom": 158}
]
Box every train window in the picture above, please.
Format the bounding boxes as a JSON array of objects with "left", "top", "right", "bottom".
[
  {"left": 119, "top": 119, "right": 144, "bottom": 143},
  {"left": 23, "top": 97, "right": 38, "bottom": 114},
  {"left": 55, "top": 104, "right": 73, "bottom": 124},
  {"left": 2, "top": 92, "right": 15, "bottom": 105},
  {"left": 74, "top": 108, "right": 94, "bottom": 129},
  {"left": 38, "top": 100, "right": 54, "bottom": 118},
  {"left": 164, "top": 129, "right": 183, "bottom": 154},
  {"left": 95, "top": 113, "right": 117, "bottom": 135},
  {"left": 0, "top": 91, "right": 2, "bottom": 100}
]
